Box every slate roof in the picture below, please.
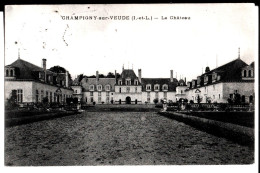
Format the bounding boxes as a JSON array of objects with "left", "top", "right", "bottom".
[
  {"left": 81, "top": 78, "right": 116, "bottom": 92},
  {"left": 6, "top": 58, "right": 55, "bottom": 80},
  {"left": 117, "top": 69, "right": 141, "bottom": 85},
  {"left": 199, "top": 58, "right": 249, "bottom": 82},
  {"left": 141, "top": 78, "right": 178, "bottom": 91}
]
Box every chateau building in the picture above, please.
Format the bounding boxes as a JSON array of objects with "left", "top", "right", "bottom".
[
  {"left": 5, "top": 56, "right": 254, "bottom": 105},
  {"left": 185, "top": 58, "right": 255, "bottom": 103},
  {"left": 74, "top": 68, "right": 182, "bottom": 104},
  {"left": 5, "top": 58, "right": 73, "bottom": 104}
]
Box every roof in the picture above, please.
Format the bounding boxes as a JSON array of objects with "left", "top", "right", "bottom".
[
  {"left": 200, "top": 58, "right": 248, "bottom": 82},
  {"left": 6, "top": 58, "right": 54, "bottom": 80},
  {"left": 81, "top": 78, "right": 116, "bottom": 91},
  {"left": 141, "top": 78, "right": 178, "bottom": 91},
  {"left": 117, "top": 69, "right": 141, "bottom": 85},
  {"left": 120, "top": 69, "right": 138, "bottom": 79}
]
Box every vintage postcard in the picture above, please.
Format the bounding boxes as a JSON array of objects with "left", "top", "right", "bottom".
[{"left": 2, "top": 3, "right": 258, "bottom": 172}]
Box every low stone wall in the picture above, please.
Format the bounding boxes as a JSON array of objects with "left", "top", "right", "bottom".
[
  {"left": 5, "top": 111, "right": 79, "bottom": 127},
  {"left": 158, "top": 111, "right": 254, "bottom": 147}
]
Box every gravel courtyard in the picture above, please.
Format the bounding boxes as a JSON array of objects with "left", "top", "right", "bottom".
[{"left": 5, "top": 111, "right": 254, "bottom": 166}]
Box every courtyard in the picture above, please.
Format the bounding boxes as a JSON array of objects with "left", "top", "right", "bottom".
[{"left": 5, "top": 111, "right": 254, "bottom": 165}]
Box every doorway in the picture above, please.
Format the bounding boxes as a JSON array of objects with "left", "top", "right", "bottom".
[{"left": 126, "top": 96, "right": 131, "bottom": 104}]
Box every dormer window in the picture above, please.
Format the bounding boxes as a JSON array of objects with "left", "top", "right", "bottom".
[
  {"left": 10, "top": 70, "right": 13, "bottom": 76},
  {"left": 146, "top": 84, "right": 151, "bottom": 91},
  {"left": 134, "top": 80, "right": 138, "bottom": 85},
  {"left": 118, "top": 80, "right": 122, "bottom": 85},
  {"left": 97, "top": 85, "right": 102, "bottom": 91},
  {"left": 105, "top": 85, "right": 111, "bottom": 91},
  {"left": 162, "top": 84, "right": 168, "bottom": 90},
  {"left": 154, "top": 84, "right": 160, "bottom": 91},
  {"left": 243, "top": 70, "right": 247, "bottom": 77},
  {"left": 126, "top": 79, "right": 131, "bottom": 85},
  {"left": 204, "top": 76, "right": 208, "bottom": 84},
  {"left": 6, "top": 69, "right": 9, "bottom": 76},
  {"left": 248, "top": 70, "right": 252, "bottom": 77},
  {"left": 89, "top": 85, "right": 94, "bottom": 91}
]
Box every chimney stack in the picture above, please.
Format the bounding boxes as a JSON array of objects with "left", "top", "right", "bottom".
[
  {"left": 170, "top": 70, "right": 173, "bottom": 82},
  {"left": 138, "top": 69, "right": 142, "bottom": 83},
  {"left": 115, "top": 70, "right": 117, "bottom": 84},
  {"left": 96, "top": 71, "right": 99, "bottom": 82},
  {"left": 65, "top": 71, "right": 69, "bottom": 87},
  {"left": 42, "top": 59, "right": 47, "bottom": 82}
]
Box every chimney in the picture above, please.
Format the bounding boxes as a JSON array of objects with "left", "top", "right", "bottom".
[
  {"left": 115, "top": 70, "right": 117, "bottom": 84},
  {"left": 170, "top": 70, "right": 173, "bottom": 82},
  {"left": 122, "top": 64, "right": 124, "bottom": 72},
  {"left": 138, "top": 69, "right": 142, "bottom": 83},
  {"left": 42, "top": 59, "right": 47, "bottom": 82},
  {"left": 65, "top": 71, "right": 69, "bottom": 87},
  {"left": 96, "top": 71, "right": 99, "bottom": 82}
]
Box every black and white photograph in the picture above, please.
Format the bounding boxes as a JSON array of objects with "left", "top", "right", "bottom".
[{"left": 2, "top": 3, "right": 259, "bottom": 172}]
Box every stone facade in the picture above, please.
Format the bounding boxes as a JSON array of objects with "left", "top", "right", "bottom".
[{"left": 4, "top": 58, "right": 73, "bottom": 104}]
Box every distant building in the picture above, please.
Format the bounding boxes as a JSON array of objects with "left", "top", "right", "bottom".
[
  {"left": 185, "top": 58, "right": 255, "bottom": 103},
  {"left": 75, "top": 67, "right": 182, "bottom": 104},
  {"left": 5, "top": 58, "right": 73, "bottom": 104}
]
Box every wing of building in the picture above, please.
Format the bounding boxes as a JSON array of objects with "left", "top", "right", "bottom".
[
  {"left": 5, "top": 58, "right": 73, "bottom": 104},
  {"left": 185, "top": 58, "right": 254, "bottom": 103}
]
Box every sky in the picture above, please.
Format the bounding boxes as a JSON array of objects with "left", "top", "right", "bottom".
[{"left": 4, "top": 4, "right": 258, "bottom": 82}]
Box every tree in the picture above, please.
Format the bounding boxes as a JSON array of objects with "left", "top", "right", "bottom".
[
  {"left": 190, "top": 100, "right": 194, "bottom": 104},
  {"left": 106, "top": 72, "right": 115, "bottom": 78},
  {"left": 6, "top": 90, "right": 18, "bottom": 109},
  {"left": 153, "top": 98, "right": 159, "bottom": 104},
  {"left": 49, "top": 66, "right": 72, "bottom": 83}
]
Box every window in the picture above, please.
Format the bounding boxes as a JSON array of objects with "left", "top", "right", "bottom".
[
  {"left": 135, "top": 87, "right": 137, "bottom": 93},
  {"left": 50, "top": 92, "right": 52, "bottom": 102},
  {"left": 97, "top": 85, "right": 102, "bottom": 91},
  {"left": 181, "top": 90, "right": 183, "bottom": 94},
  {"left": 17, "top": 89, "right": 23, "bottom": 103},
  {"left": 105, "top": 85, "right": 110, "bottom": 91},
  {"left": 126, "top": 87, "right": 130, "bottom": 93},
  {"left": 155, "top": 92, "right": 159, "bottom": 99},
  {"left": 89, "top": 85, "right": 94, "bottom": 91},
  {"left": 90, "top": 92, "right": 93, "bottom": 96},
  {"left": 248, "top": 70, "right": 252, "bottom": 77},
  {"left": 36, "top": 90, "right": 39, "bottom": 102},
  {"left": 75, "top": 90, "right": 77, "bottom": 93},
  {"left": 46, "top": 91, "right": 48, "bottom": 102},
  {"left": 6, "top": 70, "right": 9, "bottom": 76},
  {"left": 146, "top": 85, "right": 151, "bottom": 91},
  {"left": 154, "top": 84, "right": 160, "bottom": 91},
  {"left": 10, "top": 69, "right": 13, "bottom": 76},
  {"left": 164, "top": 92, "right": 167, "bottom": 99},
  {"left": 119, "top": 87, "right": 121, "bottom": 93},
  {"left": 162, "top": 84, "right": 168, "bottom": 90},
  {"left": 119, "top": 80, "right": 122, "bottom": 85},
  {"left": 243, "top": 70, "right": 247, "bottom": 77},
  {"left": 135, "top": 80, "right": 138, "bottom": 85},
  {"left": 41, "top": 90, "right": 44, "bottom": 102},
  {"left": 91, "top": 97, "right": 94, "bottom": 102},
  {"left": 219, "top": 94, "right": 220, "bottom": 99},
  {"left": 147, "top": 92, "right": 150, "bottom": 102},
  {"left": 126, "top": 79, "right": 131, "bottom": 85}
]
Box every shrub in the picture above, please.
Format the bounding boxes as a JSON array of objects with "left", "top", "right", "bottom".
[
  {"left": 153, "top": 98, "right": 159, "bottom": 104},
  {"left": 190, "top": 100, "right": 194, "bottom": 104}
]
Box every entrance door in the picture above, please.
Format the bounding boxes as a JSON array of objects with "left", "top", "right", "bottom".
[{"left": 126, "top": 96, "right": 131, "bottom": 104}]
